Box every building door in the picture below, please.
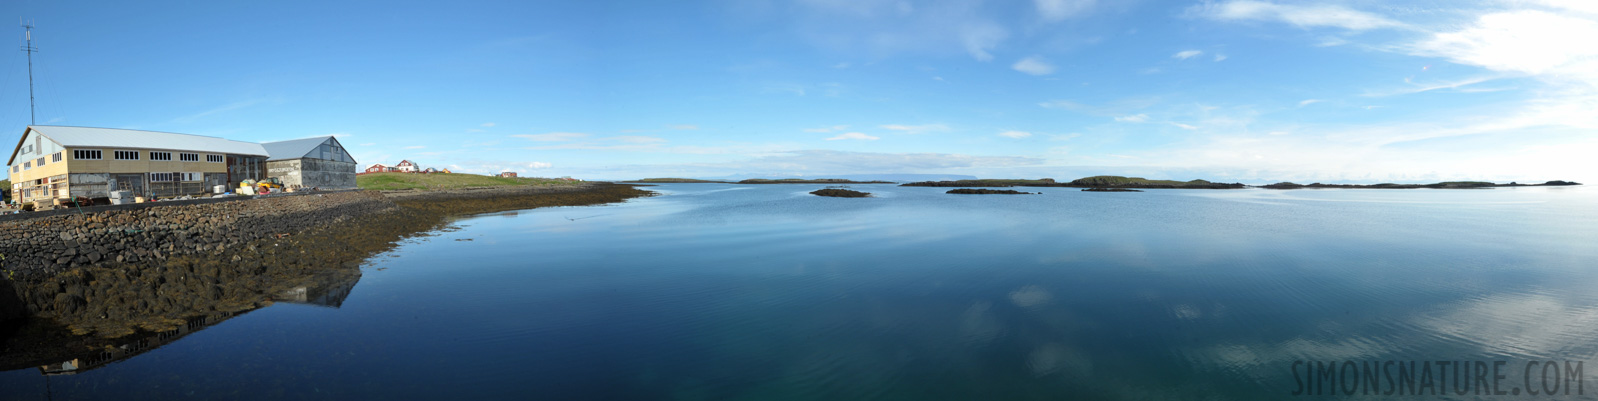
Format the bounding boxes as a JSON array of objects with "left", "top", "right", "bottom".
[{"left": 111, "top": 174, "right": 147, "bottom": 197}]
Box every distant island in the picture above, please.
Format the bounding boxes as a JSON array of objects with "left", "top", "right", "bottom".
[
  {"left": 740, "top": 178, "right": 894, "bottom": 184},
  {"left": 1082, "top": 188, "right": 1142, "bottom": 192},
  {"left": 1261, "top": 180, "right": 1582, "bottom": 189},
  {"left": 903, "top": 176, "right": 1245, "bottom": 189},
  {"left": 624, "top": 178, "right": 731, "bottom": 183},
  {"left": 811, "top": 188, "right": 871, "bottom": 197},
  {"left": 946, "top": 189, "right": 1035, "bottom": 195}
]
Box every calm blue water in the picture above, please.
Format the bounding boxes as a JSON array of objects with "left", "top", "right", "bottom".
[{"left": 4, "top": 184, "right": 1598, "bottom": 400}]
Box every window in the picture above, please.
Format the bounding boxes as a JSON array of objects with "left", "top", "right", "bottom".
[
  {"left": 22, "top": 144, "right": 33, "bottom": 154},
  {"left": 10, "top": 165, "right": 17, "bottom": 173},
  {"left": 180, "top": 153, "right": 199, "bottom": 162},
  {"left": 150, "top": 151, "right": 173, "bottom": 161},
  {"left": 114, "top": 150, "right": 140, "bottom": 160},
  {"left": 206, "top": 154, "right": 224, "bottom": 163},
  {"left": 149, "top": 172, "right": 175, "bottom": 182},
  {"left": 52, "top": 152, "right": 62, "bottom": 162},
  {"left": 180, "top": 172, "right": 201, "bottom": 182},
  {"left": 36, "top": 157, "right": 45, "bottom": 166},
  {"left": 23, "top": 161, "right": 31, "bottom": 170},
  {"left": 74, "top": 150, "right": 102, "bottom": 160}
]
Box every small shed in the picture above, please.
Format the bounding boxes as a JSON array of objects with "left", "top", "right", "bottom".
[{"left": 499, "top": 172, "right": 517, "bottom": 178}]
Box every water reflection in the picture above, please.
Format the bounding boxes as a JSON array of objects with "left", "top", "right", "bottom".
[
  {"left": 0, "top": 184, "right": 1594, "bottom": 400},
  {"left": 0, "top": 268, "right": 361, "bottom": 377}
]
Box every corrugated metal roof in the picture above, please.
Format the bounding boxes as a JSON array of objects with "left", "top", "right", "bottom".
[
  {"left": 28, "top": 126, "right": 269, "bottom": 157},
  {"left": 261, "top": 137, "right": 329, "bottom": 161}
]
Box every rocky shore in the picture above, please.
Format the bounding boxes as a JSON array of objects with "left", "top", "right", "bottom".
[
  {"left": 810, "top": 189, "right": 872, "bottom": 197},
  {"left": 0, "top": 183, "right": 653, "bottom": 343}
]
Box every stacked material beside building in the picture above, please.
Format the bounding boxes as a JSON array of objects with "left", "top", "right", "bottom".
[
  {"left": 6, "top": 126, "right": 270, "bottom": 203},
  {"left": 262, "top": 136, "right": 358, "bottom": 190}
]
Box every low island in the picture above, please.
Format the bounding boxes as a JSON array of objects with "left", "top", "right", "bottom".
[
  {"left": 903, "top": 176, "right": 1244, "bottom": 189},
  {"left": 741, "top": 178, "right": 894, "bottom": 184},
  {"left": 1082, "top": 188, "right": 1142, "bottom": 192},
  {"left": 624, "top": 178, "right": 730, "bottom": 183},
  {"left": 811, "top": 189, "right": 872, "bottom": 197},
  {"left": 947, "top": 189, "right": 1035, "bottom": 195}
]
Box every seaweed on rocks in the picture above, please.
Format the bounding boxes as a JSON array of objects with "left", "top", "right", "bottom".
[{"left": 946, "top": 189, "right": 1035, "bottom": 195}]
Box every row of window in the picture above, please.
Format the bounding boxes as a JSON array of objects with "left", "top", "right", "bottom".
[
  {"left": 69, "top": 150, "right": 224, "bottom": 162},
  {"left": 12, "top": 153, "right": 60, "bottom": 172},
  {"left": 12, "top": 150, "right": 228, "bottom": 173},
  {"left": 149, "top": 172, "right": 204, "bottom": 182}
]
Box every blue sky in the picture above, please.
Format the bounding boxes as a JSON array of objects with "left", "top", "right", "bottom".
[{"left": 2, "top": 0, "right": 1594, "bottom": 183}]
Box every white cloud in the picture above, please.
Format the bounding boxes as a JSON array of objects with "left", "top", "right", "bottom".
[
  {"left": 1114, "top": 114, "right": 1150, "bottom": 123},
  {"left": 881, "top": 123, "right": 951, "bottom": 134},
  {"left": 1012, "top": 56, "right": 1057, "bottom": 76},
  {"left": 403, "top": 146, "right": 425, "bottom": 150},
  {"left": 481, "top": 122, "right": 496, "bottom": 127},
  {"left": 447, "top": 160, "right": 554, "bottom": 175},
  {"left": 1298, "top": 99, "right": 1322, "bottom": 106},
  {"left": 670, "top": 124, "right": 699, "bottom": 130},
  {"left": 804, "top": 125, "right": 850, "bottom": 133},
  {"left": 1411, "top": 10, "right": 1598, "bottom": 87},
  {"left": 1173, "top": 50, "right": 1204, "bottom": 60},
  {"left": 1214, "top": 54, "right": 1228, "bottom": 62},
  {"left": 785, "top": 0, "right": 1010, "bottom": 61},
  {"left": 1035, "top": 0, "right": 1097, "bottom": 22},
  {"left": 359, "top": 143, "right": 376, "bottom": 146},
  {"left": 998, "top": 130, "right": 1033, "bottom": 138},
  {"left": 608, "top": 135, "right": 668, "bottom": 144},
  {"left": 512, "top": 132, "right": 589, "bottom": 142},
  {"left": 960, "top": 23, "right": 1007, "bottom": 61},
  {"left": 826, "top": 132, "right": 880, "bottom": 141},
  {"left": 1189, "top": 0, "right": 1406, "bottom": 31},
  {"left": 1170, "top": 123, "right": 1200, "bottom": 130}
]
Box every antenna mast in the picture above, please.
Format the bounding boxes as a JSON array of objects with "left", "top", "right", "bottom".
[{"left": 20, "top": 20, "right": 37, "bottom": 125}]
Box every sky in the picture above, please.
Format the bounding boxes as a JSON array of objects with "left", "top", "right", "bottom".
[{"left": 1, "top": 0, "right": 1594, "bottom": 183}]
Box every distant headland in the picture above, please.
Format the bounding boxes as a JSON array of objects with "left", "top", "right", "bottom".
[
  {"left": 1259, "top": 180, "right": 1581, "bottom": 189},
  {"left": 625, "top": 176, "right": 1582, "bottom": 190}
]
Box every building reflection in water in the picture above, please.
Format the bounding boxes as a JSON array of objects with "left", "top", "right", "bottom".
[{"left": 27, "top": 269, "right": 361, "bottom": 376}]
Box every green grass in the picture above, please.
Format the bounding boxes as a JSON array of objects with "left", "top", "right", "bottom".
[{"left": 357, "top": 172, "right": 578, "bottom": 190}]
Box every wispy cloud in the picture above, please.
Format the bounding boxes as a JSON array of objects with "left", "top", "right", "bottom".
[
  {"left": 881, "top": 123, "right": 951, "bottom": 135},
  {"left": 997, "top": 130, "right": 1033, "bottom": 138},
  {"left": 1362, "top": 76, "right": 1500, "bottom": 97},
  {"left": 1012, "top": 56, "right": 1056, "bottom": 76},
  {"left": 670, "top": 124, "right": 699, "bottom": 130},
  {"left": 403, "top": 146, "right": 425, "bottom": 150},
  {"left": 481, "top": 122, "right": 496, "bottom": 127},
  {"left": 1035, "top": 0, "right": 1097, "bottom": 22},
  {"left": 1173, "top": 50, "right": 1204, "bottom": 60},
  {"left": 171, "top": 100, "right": 268, "bottom": 123},
  {"left": 512, "top": 132, "right": 589, "bottom": 142},
  {"left": 609, "top": 135, "right": 667, "bottom": 144},
  {"left": 1298, "top": 99, "right": 1323, "bottom": 106},
  {"left": 1214, "top": 54, "right": 1228, "bottom": 62},
  {"left": 1187, "top": 0, "right": 1407, "bottom": 31},
  {"left": 804, "top": 125, "right": 849, "bottom": 133},
  {"left": 826, "top": 132, "right": 880, "bottom": 141},
  {"left": 1114, "top": 114, "right": 1150, "bottom": 123}
]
